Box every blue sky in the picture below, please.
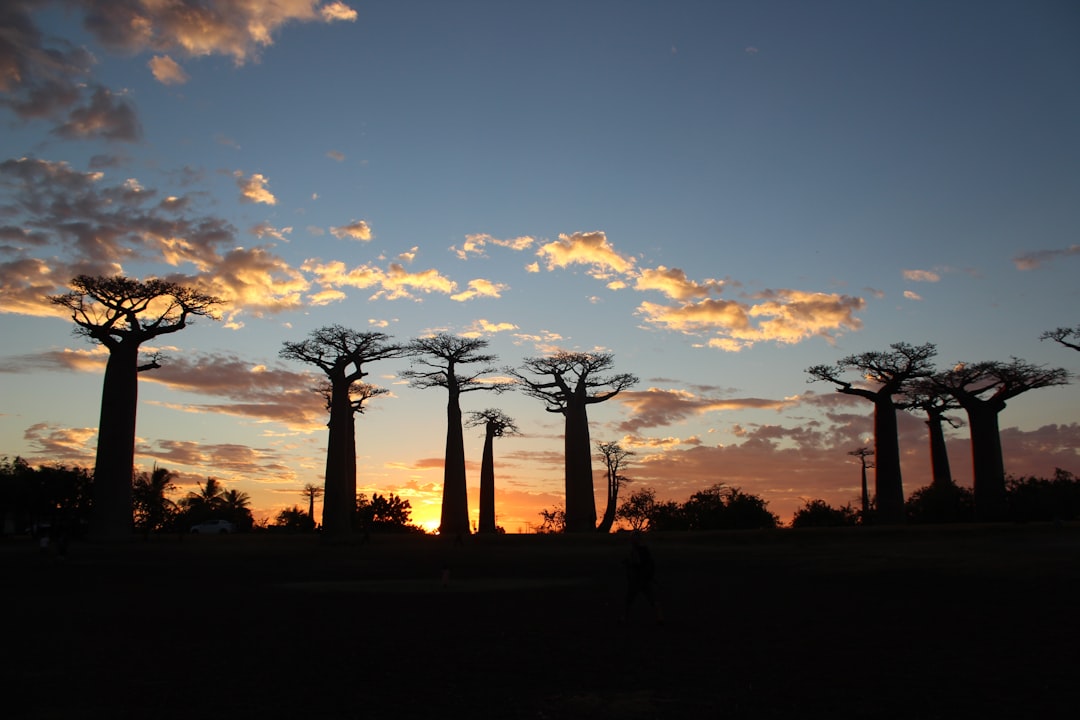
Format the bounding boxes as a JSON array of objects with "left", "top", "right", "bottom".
[{"left": 2, "top": 0, "right": 1078, "bottom": 531}]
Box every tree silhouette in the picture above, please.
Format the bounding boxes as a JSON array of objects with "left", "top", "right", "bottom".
[
  {"left": 596, "top": 440, "right": 633, "bottom": 533},
  {"left": 49, "top": 275, "right": 221, "bottom": 539},
  {"left": 179, "top": 477, "right": 226, "bottom": 523},
  {"left": 280, "top": 326, "right": 407, "bottom": 539},
  {"left": 931, "top": 359, "right": 1070, "bottom": 520},
  {"left": 807, "top": 342, "right": 937, "bottom": 524},
  {"left": 616, "top": 487, "right": 658, "bottom": 531},
  {"left": 465, "top": 408, "right": 519, "bottom": 534},
  {"left": 301, "top": 483, "right": 323, "bottom": 525},
  {"left": 847, "top": 447, "right": 874, "bottom": 519},
  {"left": 511, "top": 351, "right": 637, "bottom": 532},
  {"left": 402, "top": 334, "right": 512, "bottom": 536},
  {"left": 1040, "top": 326, "right": 1080, "bottom": 352},
  {"left": 132, "top": 465, "right": 178, "bottom": 536},
  {"left": 900, "top": 379, "right": 963, "bottom": 489},
  {"left": 220, "top": 488, "right": 253, "bottom": 531}
]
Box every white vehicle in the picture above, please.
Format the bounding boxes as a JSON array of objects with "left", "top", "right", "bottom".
[{"left": 190, "top": 519, "right": 235, "bottom": 534}]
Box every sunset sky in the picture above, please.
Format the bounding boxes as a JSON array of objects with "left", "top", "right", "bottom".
[{"left": 2, "top": 1, "right": 1078, "bottom": 532}]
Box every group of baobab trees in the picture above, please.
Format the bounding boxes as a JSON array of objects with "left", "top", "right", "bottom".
[
  {"left": 808, "top": 337, "right": 1076, "bottom": 523},
  {"left": 47, "top": 275, "right": 637, "bottom": 540},
  {"left": 46, "top": 274, "right": 1076, "bottom": 539}
]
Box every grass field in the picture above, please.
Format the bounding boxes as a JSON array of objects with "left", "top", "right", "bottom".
[{"left": 4, "top": 524, "right": 1078, "bottom": 719}]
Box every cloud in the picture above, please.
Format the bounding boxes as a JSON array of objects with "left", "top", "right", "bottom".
[
  {"left": 902, "top": 269, "right": 940, "bottom": 282},
  {"left": 148, "top": 54, "right": 189, "bottom": 85},
  {"left": 636, "top": 290, "right": 864, "bottom": 351},
  {"left": 23, "top": 422, "right": 97, "bottom": 463},
  {"left": 535, "top": 231, "right": 635, "bottom": 277},
  {"left": 633, "top": 265, "right": 724, "bottom": 300},
  {"left": 1013, "top": 244, "right": 1080, "bottom": 270},
  {"left": 79, "top": 0, "right": 358, "bottom": 65},
  {"left": 451, "top": 278, "right": 509, "bottom": 302},
  {"left": 330, "top": 220, "right": 373, "bottom": 241},
  {"left": 904, "top": 290, "right": 923, "bottom": 301},
  {"left": 616, "top": 387, "right": 800, "bottom": 433},
  {"left": 462, "top": 319, "right": 519, "bottom": 338},
  {"left": 302, "top": 259, "right": 457, "bottom": 301},
  {"left": 251, "top": 222, "right": 292, "bottom": 242},
  {"left": 326, "top": 150, "right": 345, "bottom": 162},
  {"left": 52, "top": 85, "right": 141, "bottom": 141},
  {"left": 451, "top": 233, "right": 535, "bottom": 260},
  {"left": 235, "top": 172, "right": 277, "bottom": 205}
]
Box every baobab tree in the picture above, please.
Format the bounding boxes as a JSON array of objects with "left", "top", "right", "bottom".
[
  {"left": 402, "top": 334, "right": 512, "bottom": 536},
  {"left": 900, "top": 379, "right": 963, "bottom": 489},
  {"left": 932, "top": 359, "right": 1070, "bottom": 520},
  {"left": 465, "top": 408, "right": 519, "bottom": 534},
  {"left": 1040, "top": 326, "right": 1080, "bottom": 352},
  {"left": 49, "top": 275, "right": 221, "bottom": 539},
  {"left": 807, "top": 342, "right": 937, "bottom": 524},
  {"left": 596, "top": 440, "right": 633, "bottom": 533},
  {"left": 510, "top": 351, "right": 637, "bottom": 532},
  {"left": 847, "top": 447, "right": 874, "bottom": 518},
  {"left": 280, "top": 326, "right": 407, "bottom": 539},
  {"left": 301, "top": 483, "right": 324, "bottom": 524}
]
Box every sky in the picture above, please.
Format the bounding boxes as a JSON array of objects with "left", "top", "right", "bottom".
[{"left": 1, "top": 0, "right": 1078, "bottom": 532}]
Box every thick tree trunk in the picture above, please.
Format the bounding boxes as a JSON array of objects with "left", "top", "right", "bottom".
[
  {"left": 966, "top": 405, "right": 1007, "bottom": 521},
  {"left": 91, "top": 342, "right": 139, "bottom": 539},
  {"left": 873, "top": 397, "right": 905, "bottom": 523},
  {"left": 927, "top": 414, "right": 954, "bottom": 489},
  {"left": 478, "top": 426, "right": 496, "bottom": 534},
  {"left": 440, "top": 390, "right": 470, "bottom": 536},
  {"left": 322, "top": 381, "right": 356, "bottom": 538},
  {"left": 563, "top": 402, "right": 596, "bottom": 532}
]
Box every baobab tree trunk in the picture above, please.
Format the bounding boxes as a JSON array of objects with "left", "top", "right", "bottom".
[
  {"left": 563, "top": 403, "right": 596, "bottom": 532},
  {"left": 597, "top": 487, "right": 616, "bottom": 533},
  {"left": 966, "top": 405, "right": 1007, "bottom": 521},
  {"left": 873, "top": 397, "right": 905, "bottom": 523},
  {"left": 440, "top": 391, "right": 470, "bottom": 536},
  {"left": 927, "top": 415, "right": 954, "bottom": 489},
  {"left": 478, "top": 425, "right": 496, "bottom": 534},
  {"left": 323, "top": 383, "right": 357, "bottom": 538},
  {"left": 91, "top": 342, "right": 139, "bottom": 540}
]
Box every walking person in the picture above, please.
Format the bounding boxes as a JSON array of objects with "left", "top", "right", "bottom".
[{"left": 623, "top": 530, "right": 664, "bottom": 624}]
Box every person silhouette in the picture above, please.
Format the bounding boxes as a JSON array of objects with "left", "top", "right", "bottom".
[{"left": 623, "top": 530, "right": 663, "bottom": 624}]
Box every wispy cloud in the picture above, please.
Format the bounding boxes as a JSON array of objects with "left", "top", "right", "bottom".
[
  {"left": 451, "top": 233, "right": 535, "bottom": 260},
  {"left": 902, "top": 269, "right": 941, "bottom": 282},
  {"left": 1013, "top": 244, "right": 1080, "bottom": 270}
]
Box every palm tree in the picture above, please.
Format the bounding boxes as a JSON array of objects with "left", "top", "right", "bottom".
[
  {"left": 180, "top": 477, "right": 226, "bottom": 523},
  {"left": 132, "top": 465, "right": 178, "bottom": 536}
]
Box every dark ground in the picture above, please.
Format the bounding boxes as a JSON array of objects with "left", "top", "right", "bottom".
[{"left": 3, "top": 524, "right": 1078, "bottom": 719}]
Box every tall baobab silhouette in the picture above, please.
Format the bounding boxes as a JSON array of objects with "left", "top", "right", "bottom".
[
  {"left": 402, "top": 334, "right": 512, "bottom": 536},
  {"left": 301, "top": 483, "right": 324, "bottom": 524},
  {"left": 900, "top": 379, "right": 963, "bottom": 489},
  {"left": 847, "top": 447, "right": 874, "bottom": 519},
  {"left": 932, "top": 359, "right": 1070, "bottom": 520},
  {"left": 510, "top": 351, "right": 637, "bottom": 532},
  {"left": 1040, "top": 326, "right": 1080, "bottom": 352},
  {"left": 808, "top": 342, "right": 937, "bottom": 524},
  {"left": 49, "top": 275, "right": 221, "bottom": 539},
  {"left": 465, "top": 408, "right": 519, "bottom": 534},
  {"left": 280, "top": 326, "right": 407, "bottom": 539},
  {"left": 596, "top": 440, "right": 633, "bottom": 533}
]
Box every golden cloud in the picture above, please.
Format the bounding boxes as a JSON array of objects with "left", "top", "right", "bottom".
[
  {"left": 235, "top": 172, "right": 276, "bottom": 205},
  {"left": 535, "top": 231, "right": 635, "bottom": 276},
  {"left": 147, "top": 55, "right": 189, "bottom": 85},
  {"left": 330, "top": 220, "right": 373, "bottom": 241}
]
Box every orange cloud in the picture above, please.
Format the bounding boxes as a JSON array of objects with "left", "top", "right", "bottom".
[
  {"left": 235, "top": 172, "right": 276, "bottom": 205},
  {"left": 330, "top": 220, "right": 373, "bottom": 241},
  {"left": 451, "top": 233, "right": 535, "bottom": 259},
  {"left": 451, "top": 278, "right": 508, "bottom": 302},
  {"left": 536, "top": 231, "right": 635, "bottom": 276},
  {"left": 633, "top": 265, "right": 724, "bottom": 300},
  {"left": 148, "top": 55, "right": 189, "bottom": 85}
]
